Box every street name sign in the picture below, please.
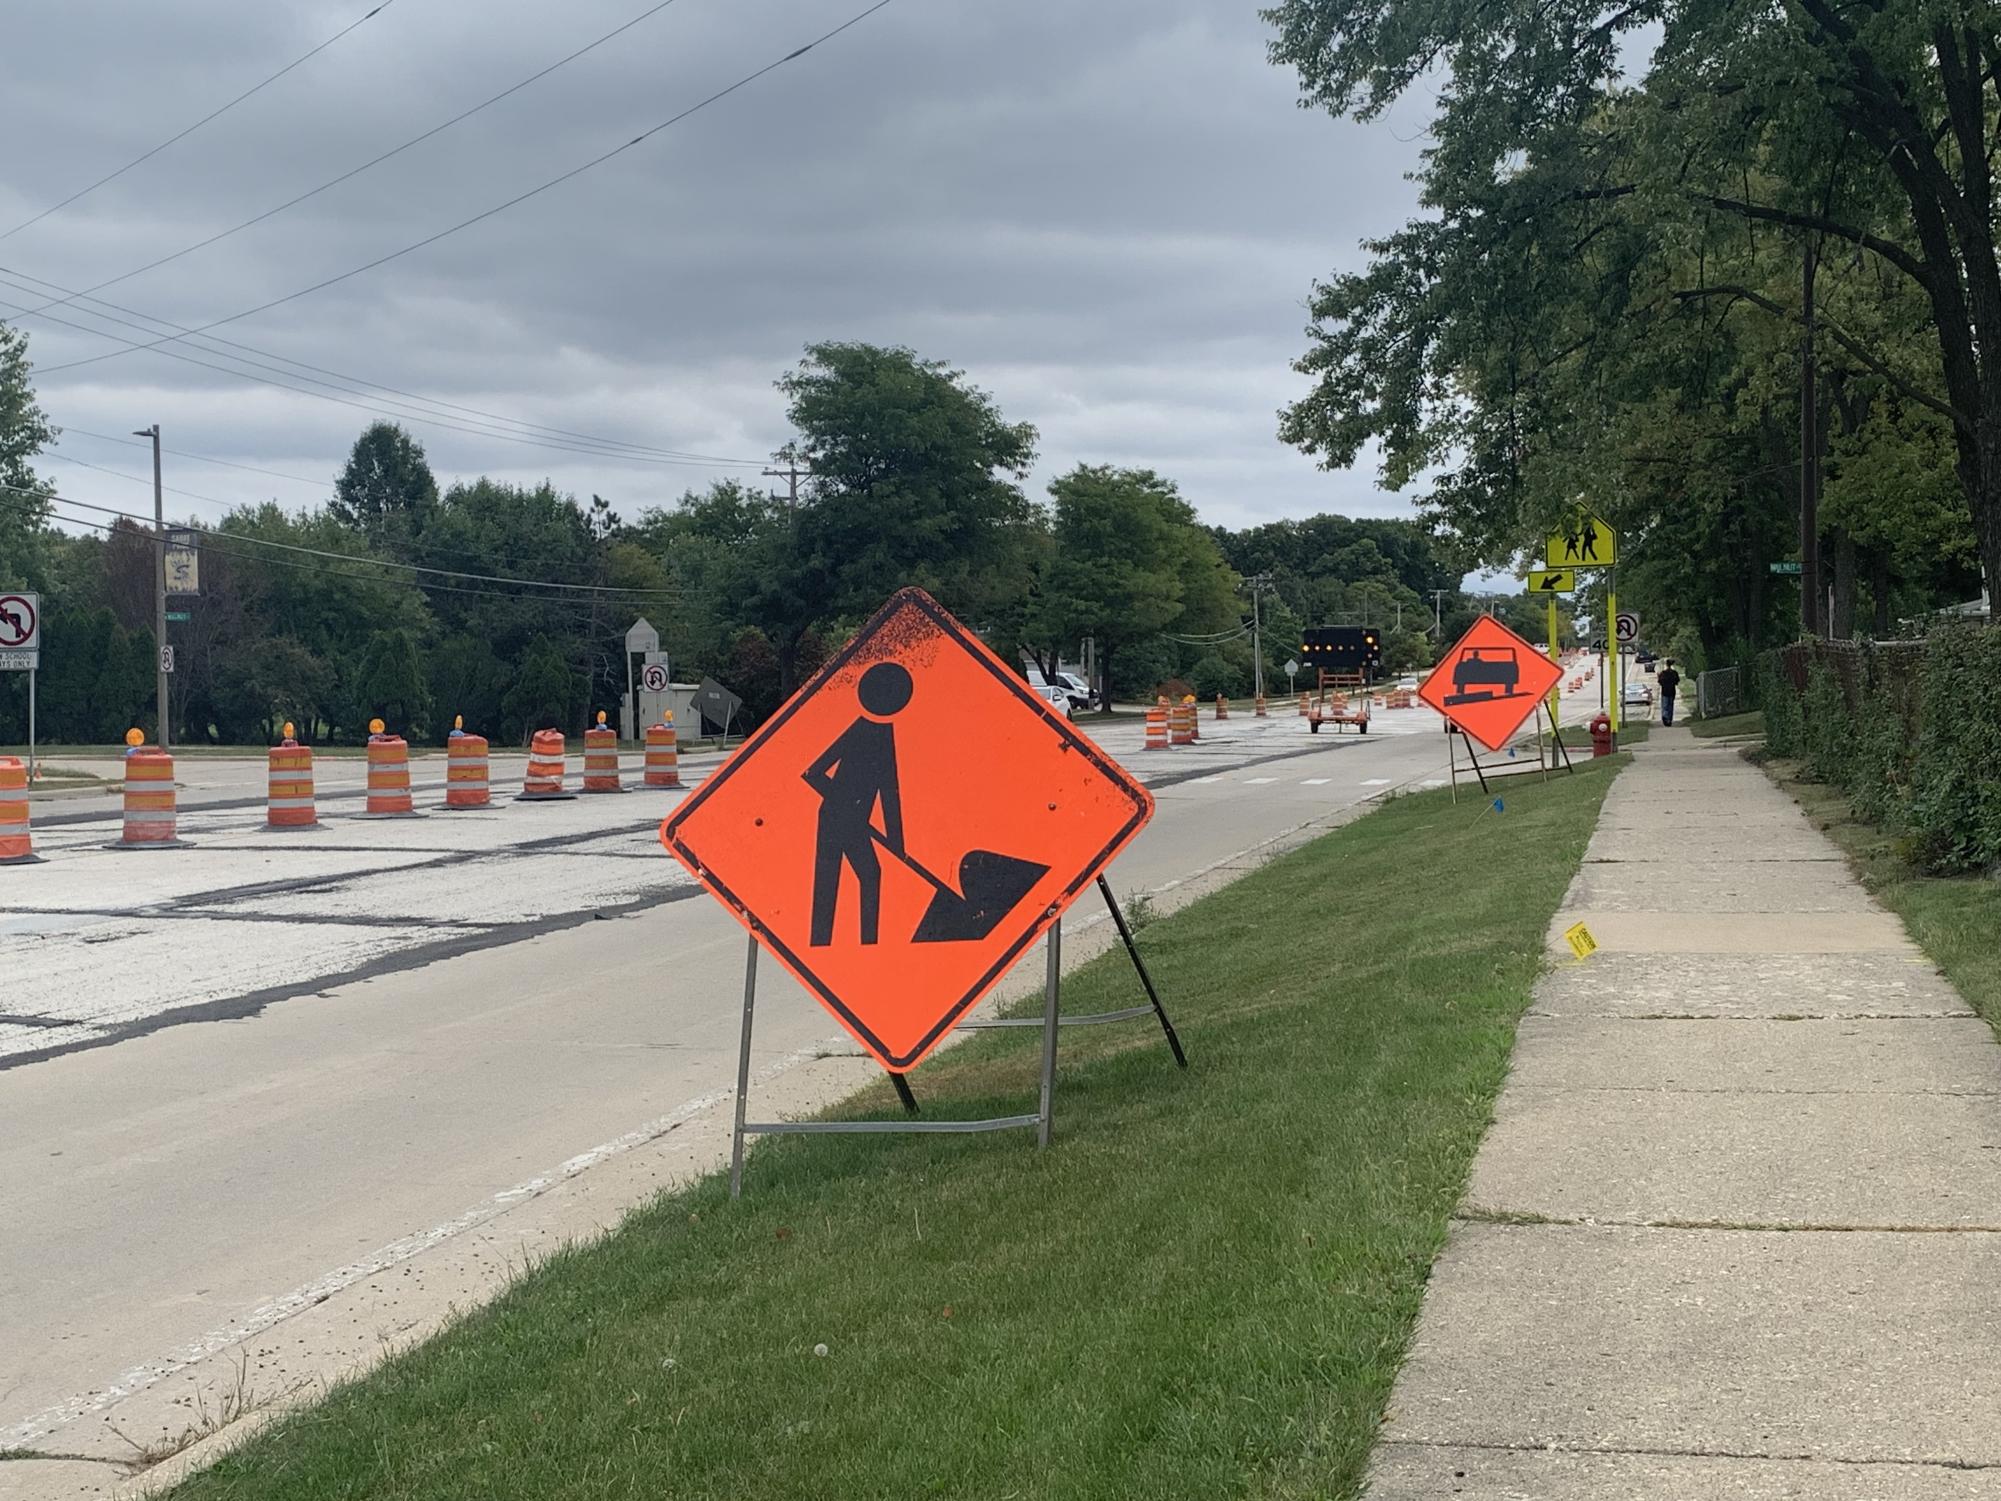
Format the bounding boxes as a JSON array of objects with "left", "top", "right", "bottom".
[
  {"left": 1546, "top": 513, "right": 1618, "bottom": 568},
  {"left": 1769, "top": 561, "right": 1803, "bottom": 575},
  {"left": 1528, "top": 569, "right": 1575, "bottom": 593},
  {"left": 1418, "top": 614, "right": 1563, "bottom": 753},
  {"left": 660, "top": 587, "right": 1153, "bottom": 1071}
]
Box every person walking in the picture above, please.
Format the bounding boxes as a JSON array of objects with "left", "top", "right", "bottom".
[{"left": 1656, "top": 660, "right": 1682, "bottom": 726}]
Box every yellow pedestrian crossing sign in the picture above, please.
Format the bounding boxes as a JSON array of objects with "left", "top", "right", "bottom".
[
  {"left": 1529, "top": 569, "right": 1575, "bottom": 593},
  {"left": 1547, "top": 514, "right": 1617, "bottom": 568}
]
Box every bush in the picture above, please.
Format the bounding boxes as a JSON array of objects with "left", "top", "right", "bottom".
[
  {"left": 1847, "top": 647, "right": 1917, "bottom": 828},
  {"left": 1906, "top": 626, "right": 2001, "bottom": 874},
  {"left": 1800, "top": 659, "right": 1854, "bottom": 786},
  {"left": 1758, "top": 654, "right": 1803, "bottom": 756},
  {"left": 1190, "top": 653, "right": 1246, "bottom": 700}
]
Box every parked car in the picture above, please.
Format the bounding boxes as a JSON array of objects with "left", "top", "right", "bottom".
[
  {"left": 1396, "top": 674, "right": 1420, "bottom": 691},
  {"left": 1053, "top": 671, "right": 1095, "bottom": 711},
  {"left": 1621, "top": 679, "right": 1654, "bottom": 708},
  {"left": 1033, "top": 682, "right": 1077, "bottom": 719}
]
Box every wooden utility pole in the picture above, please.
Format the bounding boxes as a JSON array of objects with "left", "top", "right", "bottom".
[
  {"left": 1800, "top": 237, "right": 1822, "bottom": 638},
  {"left": 763, "top": 447, "right": 808, "bottom": 512}
]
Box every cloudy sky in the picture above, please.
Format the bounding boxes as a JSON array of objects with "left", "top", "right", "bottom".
[{"left": 3, "top": 0, "right": 1432, "bottom": 540}]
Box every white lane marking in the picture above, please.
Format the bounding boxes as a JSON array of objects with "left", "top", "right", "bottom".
[
  {"left": 3, "top": 1038, "right": 835, "bottom": 1448},
  {"left": 1301, "top": 778, "right": 1331, "bottom": 786},
  {"left": 1243, "top": 777, "right": 1278, "bottom": 785},
  {"left": 1190, "top": 775, "right": 1225, "bottom": 785},
  {"left": 1361, "top": 778, "right": 1392, "bottom": 786}
]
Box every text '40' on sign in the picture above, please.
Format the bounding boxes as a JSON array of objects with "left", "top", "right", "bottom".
[{"left": 660, "top": 588, "right": 1153, "bottom": 1072}]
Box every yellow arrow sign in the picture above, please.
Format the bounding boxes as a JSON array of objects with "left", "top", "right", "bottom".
[
  {"left": 1529, "top": 568, "right": 1575, "bottom": 594},
  {"left": 1547, "top": 513, "right": 1617, "bottom": 568}
]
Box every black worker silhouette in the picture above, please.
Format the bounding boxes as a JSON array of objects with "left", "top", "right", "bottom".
[
  {"left": 801, "top": 660, "right": 1051, "bottom": 947},
  {"left": 804, "top": 662, "right": 910, "bottom": 947}
]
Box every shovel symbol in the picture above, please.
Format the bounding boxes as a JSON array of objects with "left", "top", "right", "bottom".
[{"left": 870, "top": 827, "right": 1050, "bottom": 944}]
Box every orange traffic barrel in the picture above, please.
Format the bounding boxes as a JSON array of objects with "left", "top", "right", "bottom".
[
  {"left": 117, "top": 741, "right": 186, "bottom": 849},
  {"left": 643, "top": 716, "right": 681, "bottom": 788},
  {"left": 1143, "top": 705, "right": 1168, "bottom": 750},
  {"left": 583, "top": 715, "right": 623, "bottom": 793},
  {"left": 1298, "top": 692, "right": 1309, "bottom": 716},
  {"left": 1170, "top": 700, "right": 1195, "bottom": 746},
  {"left": 1183, "top": 695, "right": 1200, "bottom": 742},
  {"left": 520, "top": 729, "right": 573, "bottom": 801},
  {"left": 444, "top": 722, "right": 490, "bottom": 809},
  {"left": 364, "top": 721, "right": 418, "bottom": 817},
  {"left": 1214, "top": 694, "right": 1229, "bottom": 720},
  {"left": 1254, "top": 694, "right": 1267, "bottom": 718},
  {"left": 0, "top": 755, "right": 36, "bottom": 864},
  {"left": 266, "top": 724, "right": 317, "bottom": 830}
]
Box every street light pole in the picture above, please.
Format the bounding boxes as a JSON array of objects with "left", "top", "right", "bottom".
[{"left": 135, "top": 424, "right": 168, "bottom": 748}]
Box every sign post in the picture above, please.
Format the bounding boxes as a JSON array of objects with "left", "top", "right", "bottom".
[
  {"left": 624, "top": 618, "right": 660, "bottom": 741},
  {"left": 1547, "top": 513, "right": 1619, "bottom": 736},
  {"left": 0, "top": 594, "right": 40, "bottom": 779},
  {"left": 1528, "top": 570, "right": 1574, "bottom": 730},
  {"left": 660, "top": 587, "right": 1185, "bottom": 1196}
]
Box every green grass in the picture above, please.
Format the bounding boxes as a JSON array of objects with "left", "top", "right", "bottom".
[
  {"left": 164, "top": 758, "right": 1626, "bottom": 1501},
  {"left": 1769, "top": 759, "right": 2001, "bottom": 1026},
  {"left": 1689, "top": 710, "right": 1765, "bottom": 740}
]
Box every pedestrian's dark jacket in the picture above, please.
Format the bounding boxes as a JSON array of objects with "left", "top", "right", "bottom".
[{"left": 1657, "top": 668, "right": 1681, "bottom": 696}]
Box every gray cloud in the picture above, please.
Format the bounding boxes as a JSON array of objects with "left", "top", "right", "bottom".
[{"left": 3, "top": 0, "right": 1429, "bottom": 536}]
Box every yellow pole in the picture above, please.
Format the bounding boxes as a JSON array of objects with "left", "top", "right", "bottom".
[
  {"left": 1607, "top": 582, "right": 1621, "bottom": 735},
  {"left": 1547, "top": 595, "right": 1561, "bottom": 731}
]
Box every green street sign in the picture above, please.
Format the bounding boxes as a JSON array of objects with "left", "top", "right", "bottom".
[
  {"left": 1769, "top": 561, "right": 1803, "bottom": 576},
  {"left": 166, "top": 610, "right": 192, "bottom": 622}
]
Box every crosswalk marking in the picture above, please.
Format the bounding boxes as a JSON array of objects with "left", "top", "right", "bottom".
[
  {"left": 1191, "top": 775, "right": 1225, "bottom": 784},
  {"left": 1361, "top": 778, "right": 1392, "bottom": 786},
  {"left": 1301, "top": 777, "right": 1331, "bottom": 786},
  {"left": 1243, "top": 777, "right": 1278, "bottom": 785}
]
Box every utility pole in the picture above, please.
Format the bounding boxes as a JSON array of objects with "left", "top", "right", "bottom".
[
  {"left": 135, "top": 424, "right": 168, "bottom": 748},
  {"left": 1429, "top": 589, "right": 1446, "bottom": 638},
  {"left": 1800, "top": 236, "right": 1822, "bottom": 638},
  {"left": 1244, "top": 572, "right": 1273, "bottom": 702},
  {"left": 763, "top": 445, "right": 808, "bottom": 512}
]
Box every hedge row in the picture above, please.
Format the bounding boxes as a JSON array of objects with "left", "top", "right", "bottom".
[{"left": 1758, "top": 627, "right": 2001, "bottom": 875}]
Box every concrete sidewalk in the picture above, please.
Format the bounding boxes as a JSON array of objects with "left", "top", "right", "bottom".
[{"left": 1370, "top": 728, "right": 2001, "bottom": 1498}]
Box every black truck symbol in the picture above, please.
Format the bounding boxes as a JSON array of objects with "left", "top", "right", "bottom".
[{"left": 1444, "top": 647, "right": 1522, "bottom": 706}]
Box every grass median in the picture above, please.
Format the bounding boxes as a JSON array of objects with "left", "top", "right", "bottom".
[{"left": 168, "top": 756, "right": 1625, "bottom": 1501}]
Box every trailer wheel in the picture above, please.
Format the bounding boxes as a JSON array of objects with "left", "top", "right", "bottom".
[
  {"left": 1309, "top": 720, "right": 1321, "bottom": 734},
  {"left": 1359, "top": 720, "right": 1369, "bottom": 734}
]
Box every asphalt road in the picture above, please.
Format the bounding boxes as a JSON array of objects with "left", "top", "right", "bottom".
[{"left": 0, "top": 670, "right": 1612, "bottom": 1489}]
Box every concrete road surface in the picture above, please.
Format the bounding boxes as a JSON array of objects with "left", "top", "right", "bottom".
[{"left": 0, "top": 674, "right": 1604, "bottom": 1492}]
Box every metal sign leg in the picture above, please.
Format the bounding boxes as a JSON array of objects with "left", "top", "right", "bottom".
[
  {"left": 1037, "top": 917, "right": 1062, "bottom": 1149},
  {"left": 730, "top": 932, "right": 759, "bottom": 1201},
  {"left": 1096, "top": 875, "right": 1188, "bottom": 1067}
]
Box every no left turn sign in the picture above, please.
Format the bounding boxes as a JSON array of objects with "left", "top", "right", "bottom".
[{"left": 0, "top": 593, "right": 39, "bottom": 652}]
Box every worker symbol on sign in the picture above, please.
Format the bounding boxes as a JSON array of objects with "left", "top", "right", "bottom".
[{"left": 804, "top": 661, "right": 1049, "bottom": 946}]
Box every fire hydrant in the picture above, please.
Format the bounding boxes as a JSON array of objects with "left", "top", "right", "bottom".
[{"left": 1589, "top": 712, "right": 1614, "bottom": 758}]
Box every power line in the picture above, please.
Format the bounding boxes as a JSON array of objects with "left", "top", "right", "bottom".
[
  {"left": 16, "top": 0, "right": 694, "bottom": 319},
  {"left": 57, "top": 427, "right": 327, "bottom": 489},
  {"left": 2, "top": 0, "right": 406, "bottom": 242},
  {"left": 0, "top": 288, "right": 754, "bottom": 470},
  {"left": 1, "top": 267, "right": 754, "bottom": 465},
  {"left": 2, "top": 482, "right": 684, "bottom": 598},
  {"left": 32, "top": 0, "right": 900, "bottom": 377}
]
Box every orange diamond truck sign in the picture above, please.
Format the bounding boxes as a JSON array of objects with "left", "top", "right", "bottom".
[{"left": 1418, "top": 615, "right": 1564, "bottom": 753}]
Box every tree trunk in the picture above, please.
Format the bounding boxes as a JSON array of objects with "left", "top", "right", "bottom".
[{"left": 1829, "top": 527, "right": 1857, "bottom": 639}]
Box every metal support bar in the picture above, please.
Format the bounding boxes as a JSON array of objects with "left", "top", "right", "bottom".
[
  {"left": 1037, "top": 916, "right": 1062, "bottom": 1149},
  {"left": 729, "top": 931, "right": 758, "bottom": 1200},
  {"left": 890, "top": 1073, "right": 919, "bottom": 1113},
  {"left": 1096, "top": 874, "right": 1188, "bottom": 1067},
  {"left": 962, "top": 1005, "right": 1153, "bottom": 1030},
  {"left": 743, "top": 1114, "right": 1040, "bottom": 1136}
]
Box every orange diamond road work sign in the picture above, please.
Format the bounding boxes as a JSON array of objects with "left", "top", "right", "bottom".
[
  {"left": 660, "top": 588, "right": 1154, "bottom": 1072},
  {"left": 1418, "top": 615, "right": 1565, "bottom": 753}
]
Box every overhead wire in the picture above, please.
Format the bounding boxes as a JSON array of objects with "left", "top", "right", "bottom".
[
  {"left": 1, "top": 266, "right": 755, "bottom": 465},
  {"left": 14, "top": 0, "right": 696, "bottom": 319},
  {"left": 0, "top": 286, "right": 757, "bottom": 469},
  {"left": 31, "top": 0, "right": 901, "bottom": 377},
  {"left": 1, "top": 482, "right": 684, "bottom": 599},
  {"left": 55, "top": 427, "right": 329, "bottom": 490},
  {"left": 2, "top": 0, "right": 407, "bottom": 241}
]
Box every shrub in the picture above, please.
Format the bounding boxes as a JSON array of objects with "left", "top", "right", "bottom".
[
  {"left": 1905, "top": 626, "right": 2001, "bottom": 874},
  {"left": 1800, "top": 658, "right": 1855, "bottom": 786},
  {"left": 1758, "top": 654, "right": 1804, "bottom": 757}
]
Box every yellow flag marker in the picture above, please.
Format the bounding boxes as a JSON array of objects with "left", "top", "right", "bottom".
[{"left": 1564, "top": 921, "right": 1599, "bottom": 960}]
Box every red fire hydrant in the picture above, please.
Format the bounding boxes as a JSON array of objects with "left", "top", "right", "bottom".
[{"left": 1589, "top": 713, "right": 1614, "bottom": 758}]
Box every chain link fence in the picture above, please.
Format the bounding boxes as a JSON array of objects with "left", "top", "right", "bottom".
[{"left": 1695, "top": 666, "right": 1744, "bottom": 717}]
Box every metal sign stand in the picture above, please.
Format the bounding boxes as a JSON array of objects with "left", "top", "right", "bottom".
[
  {"left": 728, "top": 877, "right": 1187, "bottom": 1199},
  {"left": 1447, "top": 702, "right": 1575, "bottom": 803}
]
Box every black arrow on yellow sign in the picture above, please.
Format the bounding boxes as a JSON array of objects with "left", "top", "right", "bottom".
[{"left": 1529, "top": 569, "right": 1575, "bottom": 593}]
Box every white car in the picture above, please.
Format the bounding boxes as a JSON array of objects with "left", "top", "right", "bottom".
[
  {"left": 1396, "top": 674, "right": 1419, "bottom": 691},
  {"left": 1621, "top": 680, "right": 1654, "bottom": 709},
  {"left": 1034, "top": 683, "right": 1077, "bottom": 719}
]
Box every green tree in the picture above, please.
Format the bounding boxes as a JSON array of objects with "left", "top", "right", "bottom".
[
  {"left": 1266, "top": 0, "right": 2001, "bottom": 620},
  {"left": 330, "top": 422, "right": 439, "bottom": 550},
  {"left": 502, "top": 634, "right": 578, "bottom": 742},
  {"left": 354, "top": 627, "right": 432, "bottom": 736},
  {"left": 1037, "top": 466, "right": 1224, "bottom": 711}
]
